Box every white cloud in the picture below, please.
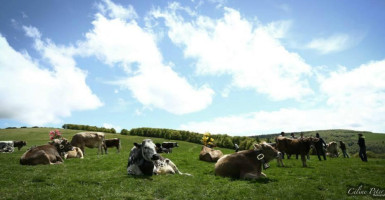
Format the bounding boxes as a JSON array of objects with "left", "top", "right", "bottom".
[
  {"left": 78, "top": 0, "right": 214, "bottom": 114},
  {"left": 96, "top": 0, "right": 138, "bottom": 20},
  {"left": 103, "top": 123, "right": 122, "bottom": 132},
  {"left": 0, "top": 34, "right": 102, "bottom": 125},
  {"left": 181, "top": 59, "right": 385, "bottom": 135},
  {"left": 306, "top": 34, "right": 351, "bottom": 54},
  {"left": 152, "top": 5, "right": 313, "bottom": 101}
]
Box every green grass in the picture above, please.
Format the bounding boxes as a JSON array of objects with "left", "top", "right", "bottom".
[{"left": 1, "top": 128, "right": 384, "bottom": 200}]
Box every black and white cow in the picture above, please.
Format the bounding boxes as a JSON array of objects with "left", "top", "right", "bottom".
[
  {"left": 127, "top": 139, "right": 191, "bottom": 176},
  {"left": 161, "top": 142, "right": 179, "bottom": 153},
  {"left": 127, "top": 139, "right": 160, "bottom": 176},
  {"left": 0, "top": 141, "right": 14, "bottom": 153}
]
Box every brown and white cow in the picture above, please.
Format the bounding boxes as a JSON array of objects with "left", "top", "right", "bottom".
[
  {"left": 199, "top": 146, "right": 223, "bottom": 162},
  {"left": 215, "top": 142, "right": 281, "bottom": 179},
  {"left": 275, "top": 136, "right": 320, "bottom": 167},
  {"left": 62, "top": 147, "right": 84, "bottom": 159},
  {"left": 70, "top": 132, "right": 105, "bottom": 155},
  {"left": 20, "top": 139, "right": 73, "bottom": 165},
  {"left": 103, "top": 138, "right": 121, "bottom": 154},
  {"left": 326, "top": 141, "right": 339, "bottom": 157}
]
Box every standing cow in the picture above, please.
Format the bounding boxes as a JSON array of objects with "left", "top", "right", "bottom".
[
  {"left": 103, "top": 138, "right": 121, "bottom": 154},
  {"left": 70, "top": 132, "right": 105, "bottom": 155},
  {"left": 275, "top": 136, "right": 320, "bottom": 167},
  {"left": 13, "top": 141, "right": 27, "bottom": 151}
]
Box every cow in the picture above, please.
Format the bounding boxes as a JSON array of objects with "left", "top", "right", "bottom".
[
  {"left": 326, "top": 141, "right": 339, "bottom": 158},
  {"left": 0, "top": 141, "right": 14, "bottom": 153},
  {"left": 154, "top": 157, "right": 192, "bottom": 176},
  {"left": 127, "top": 139, "right": 160, "bottom": 176},
  {"left": 275, "top": 136, "right": 320, "bottom": 167},
  {"left": 13, "top": 141, "right": 27, "bottom": 151},
  {"left": 20, "top": 139, "right": 73, "bottom": 165},
  {"left": 215, "top": 142, "right": 281, "bottom": 179},
  {"left": 155, "top": 143, "right": 170, "bottom": 154},
  {"left": 70, "top": 132, "right": 105, "bottom": 155},
  {"left": 199, "top": 146, "right": 223, "bottom": 162},
  {"left": 161, "top": 142, "right": 179, "bottom": 153},
  {"left": 62, "top": 147, "right": 84, "bottom": 159},
  {"left": 103, "top": 138, "right": 121, "bottom": 154}
]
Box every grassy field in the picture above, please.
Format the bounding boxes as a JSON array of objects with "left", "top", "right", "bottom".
[{"left": 0, "top": 128, "right": 384, "bottom": 200}]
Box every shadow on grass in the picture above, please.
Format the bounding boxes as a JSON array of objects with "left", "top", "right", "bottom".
[{"left": 126, "top": 175, "right": 154, "bottom": 181}]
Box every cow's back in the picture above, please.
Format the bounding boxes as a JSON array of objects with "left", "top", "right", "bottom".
[
  {"left": 215, "top": 151, "right": 256, "bottom": 178},
  {"left": 71, "top": 132, "right": 104, "bottom": 148},
  {"left": 20, "top": 145, "right": 60, "bottom": 165}
]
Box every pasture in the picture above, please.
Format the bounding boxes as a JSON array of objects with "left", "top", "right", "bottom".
[{"left": 0, "top": 128, "right": 384, "bottom": 200}]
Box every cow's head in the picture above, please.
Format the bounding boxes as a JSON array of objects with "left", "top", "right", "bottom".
[
  {"left": 154, "top": 159, "right": 175, "bottom": 175},
  {"left": 138, "top": 139, "right": 160, "bottom": 161},
  {"left": 50, "top": 138, "right": 73, "bottom": 153},
  {"left": 254, "top": 142, "right": 281, "bottom": 163}
]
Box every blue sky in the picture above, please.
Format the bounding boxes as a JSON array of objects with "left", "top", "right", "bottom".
[{"left": 1, "top": 0, "right": 385, "bottom": 135}]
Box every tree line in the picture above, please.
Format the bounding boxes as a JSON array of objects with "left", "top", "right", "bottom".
[
  {"left": 126, "top": 127, "right": 259, "bottom": 150},
  {"left": 62, "top": 124, "right": 116, "bottom": 134}
]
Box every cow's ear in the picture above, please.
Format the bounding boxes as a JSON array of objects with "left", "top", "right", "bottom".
[{"left": 254, "top": 144, "right": 262, "bottom": 150}]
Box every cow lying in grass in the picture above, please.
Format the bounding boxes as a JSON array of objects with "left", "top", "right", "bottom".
[
  {"left": 215, "top": 142, "right": 281, "bottom": 179},
  {"left": 326, "top": 141, "right": 339, "bottom": 157},
  {"left": 199, "top": 146, "right": 223, "bottom": 162},
  {"left": 275, "top": 136, "right": 320, "bottom": 167},
  {"left": 127, "top": 139, "right": 190, "bottom": 176},
  {"left": 20, "top": 139, "right": 73, "bottom": 165},
  {"left": 62, "top": 147, "right": 84, "bottom": 159}
]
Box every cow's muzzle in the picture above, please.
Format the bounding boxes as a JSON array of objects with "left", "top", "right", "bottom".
[{"left": 151, "top": 154, "right": 160, "bottom": 161}]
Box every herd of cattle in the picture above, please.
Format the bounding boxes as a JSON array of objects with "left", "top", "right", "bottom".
[{"left": 1, "top": 132, "right": 342, "bottom": 180}]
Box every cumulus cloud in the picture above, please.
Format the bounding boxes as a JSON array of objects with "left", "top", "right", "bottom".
[
  {"left": 0, "top": 33, "right": 102, "bottom": 125},
  {"left": 152, "top": 4, "right": 313, "bottom": 101},
  {"left": 78, "top": 0, "right": 214, "bottom": 114},
  {"left": 103, "top": 123, "right": 122, "bottom": 132},
  {"left": 181, "top": 59, "right": 385, "bottom": 135},
  {"left": 306, "top": 34, "right": 352, "bottom": 54}
]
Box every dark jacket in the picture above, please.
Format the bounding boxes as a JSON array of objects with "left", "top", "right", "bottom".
[
  {"left": 339, "top": 142, "right": 346, "bottom": 150},
  {"left": 358, "top": 137, "right": 366, "bottom": 148}
]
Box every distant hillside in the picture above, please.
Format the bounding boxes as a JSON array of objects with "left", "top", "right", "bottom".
[{"left": 253, "top": 129, "right": 385, "bottom": 154}]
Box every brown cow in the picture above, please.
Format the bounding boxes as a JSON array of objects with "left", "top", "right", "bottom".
[
  {"left": 20, "top": 139, "right": 72, "bottom": 165},
  {"left": 70, "top": 132, "right": 105, "bottom": 155},
  {"left": 13, "top": 141, "right": 27, "bottom": 151},
  {"left": 103, "top": 138, "right": 121, "bottom": 154},
  {"left": 215, "top": 142, "right": 281, "bottom": 179},
  {"left": 275, "top": 136, "right": 319, "bottom": 167},
  {"left": 199, "top": 146, "right": 223, "bottom": 162}
]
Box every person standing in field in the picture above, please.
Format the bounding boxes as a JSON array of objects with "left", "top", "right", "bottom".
[
  {"left": 315, "top": 133, "right": 327, "bottom": 161},
  {"left": 358, "top": 133, "right": 367, "bottom": 162},
  {"left": 339, "top": 141, "right": 350, "bottom": 158},
  {"left": 234, "top": 143, "right": 239, "bottom": 152}
]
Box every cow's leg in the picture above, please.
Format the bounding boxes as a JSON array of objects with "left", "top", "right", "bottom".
[
  {"left": 277, "top": 156, "right": 284, "bottom": 167},
  {"left": 242, "top": 170, "right": 266, "bottom": 180},
  {"left": 301, "top": 154, "right": 307, "bottom": 167}
]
